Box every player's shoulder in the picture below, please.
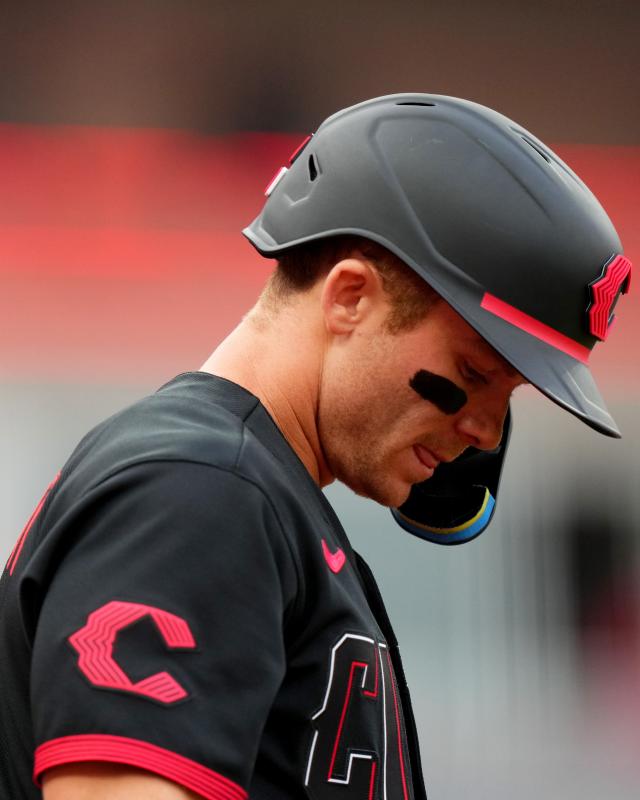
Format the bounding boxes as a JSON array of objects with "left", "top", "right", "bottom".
[{"left": 62, "top": 372, "right": 292, "bottom": 498}]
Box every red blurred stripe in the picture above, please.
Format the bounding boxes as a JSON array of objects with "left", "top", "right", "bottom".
[
  {"left": 0, "top": 124, "right": 300, "bottom": 231},
  {"left": 0, "top": 226, "right": 254, "bottom": 279},
  {"left": 0, "top": 125, "right": 637, "bottom": 385}
]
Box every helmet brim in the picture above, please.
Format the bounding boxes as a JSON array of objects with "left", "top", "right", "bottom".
[
  {"left": 473, "top": 316, "right": 620, "bottom": 438},
  {"left": 244, "top": 221, "right": 621, "bottom": 438},
  {"left": 245, "top": 220, "right": 620, "bottom": 439},
  {"left": 447, "top": 284, "right": 621, "bottom": 438}
]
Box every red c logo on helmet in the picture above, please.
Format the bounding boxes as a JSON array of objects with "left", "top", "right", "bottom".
[
  {"left": 68, "top": 601, "right": 196, "bottom": 704},
  {"left": 587, "top": 254, "right": 632, "bottom": 341}
]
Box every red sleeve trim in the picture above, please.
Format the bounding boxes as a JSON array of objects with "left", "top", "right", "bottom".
[{"left": 34, "top": 734, "right": 248, "bottom": 800}]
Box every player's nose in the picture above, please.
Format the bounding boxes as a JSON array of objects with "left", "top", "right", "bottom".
[{"left": 454, "top": 405, "right": 505, "bottom": 452}]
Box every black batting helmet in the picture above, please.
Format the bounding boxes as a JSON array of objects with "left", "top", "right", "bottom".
[{"left": 243, "top": 94, "right": 631, "bottom": 544}]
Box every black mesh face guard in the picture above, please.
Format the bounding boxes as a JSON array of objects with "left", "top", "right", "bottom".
[{"left": 391, "top": 408, "right": 511, "bottom": 545}]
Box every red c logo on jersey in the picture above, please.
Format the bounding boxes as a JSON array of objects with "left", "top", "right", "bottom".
[
  {"left": 587, "top": 254, "right": 632, "bottom": 341},
  {"left": 68, "top": 601, "right": 196, "bottom": 704}
]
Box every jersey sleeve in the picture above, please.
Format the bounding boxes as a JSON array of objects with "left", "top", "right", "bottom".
[{"left": 29, "top": 459, "right": 298, "bottom": 800}]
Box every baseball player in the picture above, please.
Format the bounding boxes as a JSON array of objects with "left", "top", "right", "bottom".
[{"left": 0, "top": 95, "right": 631, "bottom": 800}]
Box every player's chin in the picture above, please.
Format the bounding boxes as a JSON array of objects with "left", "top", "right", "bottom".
[
  {"left": 379, "top": 456, "right": 439, "bottom": 507},
  {"left": 356, "top": 468, "right": 417, "bottom": 509},
  {"left": 334, "top": 450, "right": 419, "bottom": 507}
]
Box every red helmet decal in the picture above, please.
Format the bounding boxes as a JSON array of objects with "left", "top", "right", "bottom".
[
  {"left": 587, "top": 254, "right": 632, "bottom": 341},
  {"left": 288, "top": 133, "right": 313, "bottom": 165},
  {"left": 264, "top": 134, "right": 314, "bottom": 197}
]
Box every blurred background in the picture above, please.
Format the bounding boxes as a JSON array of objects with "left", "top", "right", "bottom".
[{"left": 1, "top": 1, "right": 639, "bottom": 797}]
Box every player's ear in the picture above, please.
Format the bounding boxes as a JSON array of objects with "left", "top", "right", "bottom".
[{"left": 321, "top": 257, "right": 385, "bottom": 335}]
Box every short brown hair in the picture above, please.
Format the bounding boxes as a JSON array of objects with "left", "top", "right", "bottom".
[{"left": 260, "top": 235, "right": 440, "bottom": 333}]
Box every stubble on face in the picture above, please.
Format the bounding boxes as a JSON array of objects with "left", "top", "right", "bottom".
[
  {"left": 316, "top": 297, "right": 518, "bottom": 508},
  {"left": 319, "top": 385, "right": 458, "bottom": 507},
  {"left": 317, "top": 329, "right": 393, "bottom": 505},
  {"left": 318, "top": 399, "right": 408, "bottom": 507},
  {"left": 317, "top": 330, "right": 452, "bottom": 508}
]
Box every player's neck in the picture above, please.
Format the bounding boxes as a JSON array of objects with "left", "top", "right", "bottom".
[{"left": 199, "top": 310, "right": 334, "bottom": 488}]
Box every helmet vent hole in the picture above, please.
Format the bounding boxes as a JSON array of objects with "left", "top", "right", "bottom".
[
  {"left": 396, "top": 101, "right": 436, "bottom": 107},
  {"left": 521, "top": 135, "right": 551, "bottom": 164},
  {"left": 308, "top": 154, "right": 318, "bottom": 181}
]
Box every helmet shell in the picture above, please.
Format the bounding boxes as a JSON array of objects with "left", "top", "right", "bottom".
[{"left": 244, "top": 93, "right": 629, "bottom": 437}]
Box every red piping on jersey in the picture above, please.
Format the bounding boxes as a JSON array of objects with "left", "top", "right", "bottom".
[
  {"left": 480, "top": 292, "right": 591, "bottom": 364},
  {"left": 6, "top": 472, "right": 60, "bottom": 576},
  {"left": 328, "top": 661, "right": 365, "bottom": 779},
  {"left": 328, "top": 659, "right": 379, "bottom": 781},
  {"left": 367, "top": 648, "right": 380, "bottom": 698},
  {"left": 34, "top": 734, "right": 247, "bottom": 800},
  {"left": 386, "top": 651, "right": 409, "bottom": 800},
  {"left": 368, "top": 760, "right": 378, "bottom": 800}
]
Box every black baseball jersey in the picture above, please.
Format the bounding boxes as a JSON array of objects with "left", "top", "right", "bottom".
[{"left": 0, "top": 372, "right": 427, "bottom": 800}]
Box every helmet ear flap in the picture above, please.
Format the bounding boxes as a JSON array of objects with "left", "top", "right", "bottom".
[{"left": 391, "top": 407, "right": 512, "bottom": 544}]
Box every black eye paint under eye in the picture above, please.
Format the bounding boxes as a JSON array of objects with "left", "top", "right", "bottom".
[{"left": 409, "top": 370, "right": 468, "bottom": 415}]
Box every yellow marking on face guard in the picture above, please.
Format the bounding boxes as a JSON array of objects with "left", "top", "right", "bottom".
[{"left": 396, "top": 487, "right": 491, "bottom": 535}]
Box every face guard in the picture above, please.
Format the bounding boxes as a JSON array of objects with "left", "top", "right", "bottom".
[
  {"left": 243, "top": 94, "right": 631, "bottom": 543},
  {"left": 392, "top": 408, "right": 511, "bottom": 545}
]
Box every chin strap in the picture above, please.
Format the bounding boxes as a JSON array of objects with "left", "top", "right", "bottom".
[{"left": 391, "top": 407, "right": 511, "bottom": 545}]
